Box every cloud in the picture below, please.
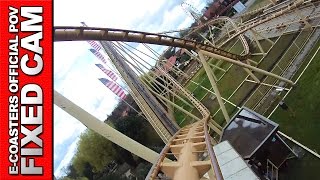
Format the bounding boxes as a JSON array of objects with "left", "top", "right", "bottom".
[
  {"left": 53, "top": 53, "right": 119, "bottom": 174},
  {"left": 54, "top": 106, "right": 86, "bottom": 147},
  {"left": 55, "top": 137, "right": 81, "bottom": 177}
]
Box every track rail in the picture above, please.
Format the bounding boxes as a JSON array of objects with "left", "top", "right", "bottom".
[
  {"left": 235, "top": 3, "right": 272, "bottom": 18},
  {"left": 146, "top": 118, "right": 222, "bottom": 180},
  {"left": 54, "top": 26, "right": 246, "bottom": 61},
  {"left": 54, "top": 29, "right": 222, "bottom": 178},
  {"left": 144, "top": 67, "right": 223, "bottom": 179},
  {"left": 186, "top": 0, "right": 314, "bottom": 49},
  {"left": 183, "top": 16, "right": 250, "bottom": 55},
  {"left": 220, "top": 0, "right": 313, "bottom": 47}
]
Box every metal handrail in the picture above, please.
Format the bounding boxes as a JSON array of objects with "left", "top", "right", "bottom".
[
  {"left": 145, "top": 128, "right": 182, "bottom": 180},
  {"left": 204, "top": 117, "right": 224, "bottom": 180}
]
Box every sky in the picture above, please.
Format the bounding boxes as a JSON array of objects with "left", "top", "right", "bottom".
[{"left": 53, "top": 0, "right": 207, "bottom": 177}]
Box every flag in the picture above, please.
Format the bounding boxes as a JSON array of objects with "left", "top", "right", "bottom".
[
  {"left": 89, "top": 48, "right": 107, "bottom": 64},
  {"left": 99, "top": 78, "right": 126, "bottom": 100},
  {"left": 87, "top": 41, "right": 102, "bottom": 51},
  {"left": 95, "top": 64, "right": 118, "bottom": 81},
  {"left": 80, "top": 22, "right": 102, "bottom": 51}
]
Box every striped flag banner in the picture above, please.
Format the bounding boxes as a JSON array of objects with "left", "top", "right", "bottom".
[
  {"left": 99, "top": 78, "right": 126, "bottom": 100},
  {"left": 95, "top": 64, "right": 118, "bottom": 81},
  {"left": 89, "top": 48, "right": 107, "bottom": 64},
  {"left": 80, "top": 22, "right": 102, "bottom": 51},
  {"left": 87, "top": 41, "right": 102, "bottom": 51}
]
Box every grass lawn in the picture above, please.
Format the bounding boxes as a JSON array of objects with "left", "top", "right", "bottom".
[
  {"left": 247, "top": 0, "right": 270, "bottom": 11},
  {"left": 270, "top": 40, "right": 320, "bottom": 179},
  {"left": 242, "top": 33, "right": 298, "bottom": 108},
  {"left": 270, "top": 45, "right": 320, "bottom": 152},
  {"left": 174, "top": 32, "right": 292, "bottom": 125},
  {"left": 170, "top": 0, "right": 319, "bottom": 178}
]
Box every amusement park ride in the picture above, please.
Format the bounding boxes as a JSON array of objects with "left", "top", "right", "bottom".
[{"left": 54, "top": 0, "right": 320, "bottom": 179}]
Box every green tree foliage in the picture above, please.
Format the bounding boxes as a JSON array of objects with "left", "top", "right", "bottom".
[
  {"left": 59, "top": 177, "right": 88, "bottom": 180},
  {"left": 111, "top": 115, "right": 148, "bottom": 168},
  {"left": 96, "top": 173, "right": 130, "bottom": 180},
  {"left": 107, "top": 94, "right": 139, "bottom": 124},
  {"left": 114, "top": 115, "right": 147, "bottom": 143},
  {"left": 73, "top": 130, "right": 116, "bottom": 174},
  {"left": 60, "top": 163, "right": 90, "bottom": 180},
  {"left": 135, "top": 163, "right": 152, "bottom": 180},
  {"left": 60, "top": 91, "right": 164, "bottom": 179},
  {"left": 110, "top": 112, "right": 164, "bottom": 167},
  {"left": 62, "top": 164, "right": 78, "bottom": 179},
  {"left": 112, "top": 144, "right": 137, "bottom": 168}
]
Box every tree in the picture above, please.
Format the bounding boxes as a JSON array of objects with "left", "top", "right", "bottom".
[
  {"left": 112, "top": 144, "right": 137, "bottom": 168},
  {"left": 82, "top": 162, "right": 94, "bottom": 180},
  {"left": 96, "top": 173, "right": 129, "bottom": 180},
  {"left": 114, "top": 114, "right": 151, "bottom": 145},
  {"left": 111, "top": 115, "right": 149, "bottom": 167},
  {"left": 73, "top": 130, "right": 117, "bottom": 174},
  {"left": 135, "top": 163, "right": 152, "bottom": 180},
  {"left": 63, "top": 164, "right": 79, "bottom": 179},
  {"left": 106, "top": 94, "right": 140, "bottom": 125},
  {"left": 59, "top": 164, "right": 89, "bottom": 180}
]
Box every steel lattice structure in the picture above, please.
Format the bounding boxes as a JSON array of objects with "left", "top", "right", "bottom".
[{"left": 54, "top": 0, "right": 320, "bottom": 179}]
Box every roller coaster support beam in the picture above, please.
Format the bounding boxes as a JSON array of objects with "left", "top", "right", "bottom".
[
  {"left": 199, "top": 50, "right": 295, "bottom": 86},
  {"left": 54, "top": 26, "right": 243, "bottom": 61},
  {"left": 250, "top": 30, "right": 265, "bottom": 55},
  {"left": 243, "top": 67, "right": 261, "bottom": 83},
  {"left": 102, "top": 42, "right": 175, "bottom": 142},
  {"left": 269, "top": 0, "right": 277, "bottom": 4},
  {"left": 144, "top": 78, "right": 195, "bottom": 115},
  {"left": 198, "top": 33, "right": 215, "bottom": 47},
  {"left": 295, "top": 9, "right": 312, "bottom": 29},
  {"left": 245, "top": 79, "right": 290, "bottom": 91},
  {"left": 54, "top": 90, "right": 168, "bottom": 164},
  {"left": 185, "top": 50, "right": 260, "bottom": 83},
  {"left": 247, "top": 59, "right": 259, "bottom": 66},
  {"left": 119, "top": 48, "right": 194, "bottom": 109},
  {"left": 209, "top": 62, "right": 227, "bottom": 72},
  {"left": 198, "top": 51, "right": 230, "bottom": 122},
  {"left": 148, "top": 86, "right": 202, "bottom": 123},
  {"left": 190, "top": 80, "right": 240, "bottom": 110},
  {"left": 250, "top": 29, "right": 274, "bottom": 45}
]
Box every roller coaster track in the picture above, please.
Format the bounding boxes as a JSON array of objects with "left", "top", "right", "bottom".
[
  {"left": 186, "top": 0, "right": 315, "bottom": 50},
  {"left": 54, "top": 26, "right": 247, "bottom": 61},
  {"left": 54, "top": 26, "right": 224, "bottom": 126},
  {"left": 182, "top": 16, "right": 250, "bottom": 55},
  {"left": 101, "top": 41, "right": 178, "bottom": 142},
  {"left": 53, "top": 0, "right": 320, "bottom": 178},
  {"left": 146, "top": 118, "right": 222, "bottom": 180},
  {"left": 220, "top": 0, "right": 314, "bottom": 47},
  {"left": 54, "top": 26, "right": 226, "bottom": 141},
  {"left": 54, "top": 1, "right": 312, "bottom": 174},
  {"left": 242, "top": 0, "right": 317, "bottom": 26},
  {"left": 235, "top": 3, "right": 272, "bottom": 18},
  {"left": 54, "top": 25, "right": 225, "bottom": 178},
  {"left": 144, "top": 68, "right": 224, "bottom": 179},
  {"left": 53, "top": 25, "right": 243, "bottom": 119}
]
